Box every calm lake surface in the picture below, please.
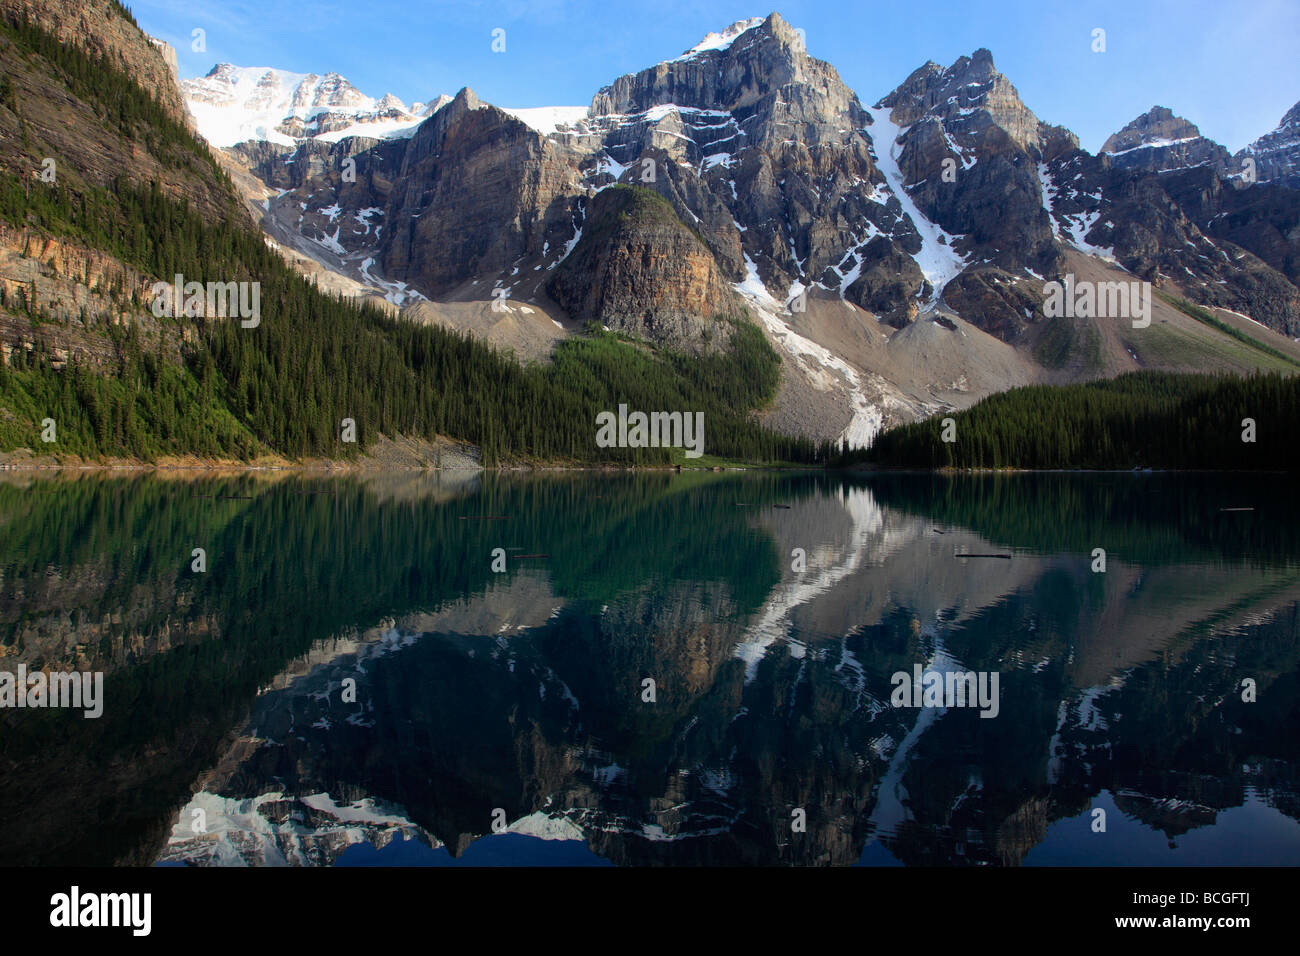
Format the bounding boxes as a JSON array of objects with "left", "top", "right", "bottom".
[{"left": 1, "top": 470, "right": 1298, "bottom": 866}]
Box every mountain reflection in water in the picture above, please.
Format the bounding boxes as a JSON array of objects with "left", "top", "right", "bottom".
[{"left": 1, "top": 471, "right": 1298, "bottom": 866}]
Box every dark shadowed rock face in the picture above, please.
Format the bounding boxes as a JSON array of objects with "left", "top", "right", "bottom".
[
  {"left": 1161, "top": 165, "right": 1300, "bottom": 290},
  {"left": 378, "top": 89, "right": 582, "bottom": 295},
  {"left": 875, "top": 48, "right": 1069, "bottom": 286},
  {"left": 942, "top": 267, "right": 1044, "bottom": 341},
  {"left": 843, "top": 237, "right": 928, "bottom": 327},
  {"left": 1101, "top": 106, "right": 1231, "bottom": 175},
  {"left": 1235, "top": 101, "right": 1300, "bottom": 189},
  {"left": 1040, "top": 148, "right": 1300, "bottom": 334},
  {"left": 197, "top": 13, "right": 1300, "bottom": 347},
  {"left": 546, "top": 186, "right": 744, "bottom": 352}
]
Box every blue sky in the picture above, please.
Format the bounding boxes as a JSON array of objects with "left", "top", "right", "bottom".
[{"left": 130, "top": 0, "right": 1299, "bottom": 153}]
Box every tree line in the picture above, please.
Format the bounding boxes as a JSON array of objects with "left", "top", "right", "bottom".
[
  {"left": 860, "top": 371, "right": 1300, "bottom": 471},
  {"left": 0, "top": 15, "right": 847, "bottom": 465}
]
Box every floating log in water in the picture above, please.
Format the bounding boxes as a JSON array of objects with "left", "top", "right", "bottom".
[
  {"left": 1219, "top": 507, "right": 1254, "bottom": 512},
  {"left": 955, "top": 552, "right": 1012, "bottom": 559}
]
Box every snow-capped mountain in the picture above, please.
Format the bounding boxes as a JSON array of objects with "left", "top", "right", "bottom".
[
  {"left": 181, "top": 64, "right": 445, "bottom": 147},
  {"left": 670, "top": 15, "right": 766, "bottom": 60},
  {"left": 182, "top": 13, "right": 1300, "bottom": 447},
  {"left": 181, "top": 63, "right": 587, "bottom": 148}
]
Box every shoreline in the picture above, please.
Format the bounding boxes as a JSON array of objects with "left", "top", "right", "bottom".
[{"left": 0, "top": 459, "right": 1290, "bottom": 476}]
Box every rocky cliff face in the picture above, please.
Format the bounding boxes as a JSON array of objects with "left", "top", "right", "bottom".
[
  {"left": 229, "top": 14, "right": 950, "bottom": 337},
  {"left": 546, "top": 186, "right": 743, "bottom": 351},
  {"left": 1101, "top": 106, "right": 1232, "bottom": 175},
  {"left": 217, "top": 13, "right": 940, "bottom": 342},
  {"left": 0, "top": 222, "right": 192, "bottom": 373},
  {"left": 580, "top": 13, "right": 922, "bottom": 322},
  {"left": 176, "top": 11, "right": 1300, "bottom": 438},
  {"left": 1235, "top": 101, "right": 1300, "bottom": 189},
  {"left": 1, "top": 0, "right": 190, "bottom": 127},
  {"left": 378, "top": 88, "right": 583, "bottom": 294},
  {"left": 1038, "top": 145, "right": 1300, "bottom": 333},
  {"left": 147, "top": 35, "right": 177, "bottom": 79},
  {"left": 0, "top": 0, "right": 239, "bottom": 223},
  {"left": 880, "top": 48, "right": 1057, "bottom": 154},
  {"left": 194, "top": 14, "right": 1300, "bottom": 343},
  {"left": 1161, "top": 164, "right": 1300, "bottom": 289},
  {"left": 871, "top": 47, "right": 1075, "bottom": 335}
]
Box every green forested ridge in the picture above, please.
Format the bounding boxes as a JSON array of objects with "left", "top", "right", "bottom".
[
  {"left": 862, "top": 371, "right": 1300, "bottom": 470},
  {"left": 108, "top": 2, "right": 139, "bottom": 27},
  {"left": 0, "top": 9, "right": 215, "bottom": 175},
  {"left": 0, "top": 321, "right": 261, "bottom": 458},
  {"left": 0, "top": 15, "right": 830, "bottom": 465},
  {"left": 0, "top": 473, "right": 787, "bottom": 766}
]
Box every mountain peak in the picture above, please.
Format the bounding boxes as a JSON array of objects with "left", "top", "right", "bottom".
[
  {"left": 955, "top": 47, "right": 997, "bottom": 77},
  {"left": 1102, "top": 106, "right": 1229, "bottom": 174},
  {"left": 1234, "top": 99, "right": 1300, "bottom": 187},
  {"left": 1103, "top": 106, "right": 1196, "bottom": 149},
  {"left": 877, "top": 47, "right": 1047, "bottom": 153},
  {"left": 590, "top": 10, "right": 835, "bottom": 121},
  {"left": 673, "top": 15, "right": 767, "bottom": 61},
  {"left": 450, "top": 86, "right": 482, "bottom": 110},
  {"left": 182, "top": 63, "right": 432, "bottom": 148}
]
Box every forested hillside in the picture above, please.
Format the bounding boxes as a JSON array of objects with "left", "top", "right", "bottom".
[
  {"left": 862, "top": 372, "right": 1300, "bottom": 470},
  {"left": 0, "top": 9, "right": 823, "bottom": 465}
]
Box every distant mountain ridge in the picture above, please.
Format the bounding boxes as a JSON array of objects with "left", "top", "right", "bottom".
[
  {"left": 1101, "top": 105, "right": 1231, "bottom": 175},
  {"left": 171, "top": 12, "right": 1299, "bottom": 447},
  {"left": 4, "top": 3, "right": 1296, "bottom": 460},
  {"left": 181, "top": 64, "right": 447, "bottom": 148},
  {"left": 1237, "top": 101, "right": 1300, "bottom": 189}
]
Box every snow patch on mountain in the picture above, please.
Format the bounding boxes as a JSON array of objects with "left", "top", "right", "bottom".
[
  {"left": 1062, "top": 207, "right": 1115, "bottom": 261},
  {"left": 1103, "top": 135, "right": 1199, "bottom": 157},
  {"left": 1036, "top": 163, "right": 1061, "bottom": 239},
  {"left": 671, "top": 17, "right": 764, "bottom": 62},
  {"left": 502, "top": 106, "right": 590, "bottom": 135},
  {"left": 314, "top": 114, "right": 424, "bottom": 143},
  {"left": 183, "top": 66, "right": 307, "bottom": 147},
  {"left": 864, "top": 106, "right": 968, "bottom": 299},
  {"left": 736, "top": 255, "right": 883, "bottom": 451}
]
